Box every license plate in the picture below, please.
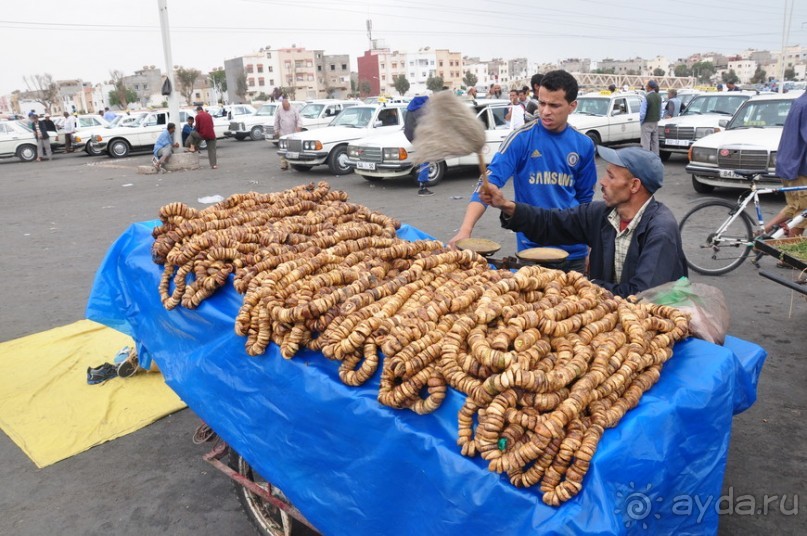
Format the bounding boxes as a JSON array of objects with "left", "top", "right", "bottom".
[
  {"left": 719, "top": 169, "right": 741, "bottom": 179},
  {"left": 356, "top": 161, "right": 376, "bottom": 170},
  {"left": 665, "top": 139, "right": 690, "bottom": 147},
  {"left": 286, "top": 151, "right": 299, "bottom": 159}
]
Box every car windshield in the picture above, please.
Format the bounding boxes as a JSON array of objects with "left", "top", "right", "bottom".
[
  {"left": 256, "top": 104, "right": 278, "bottom": 116},
  {"left": 682, "top": 95, "right": 749, "bottom": 116},
  {"left": 300, "top": 104, "right": 324, "bottom": 118},
  {"left": 331, "top": 107, "right": 374, "bottom": 128},
  {"left": 121, "top": 113, "right": 148, "bottom": 127},
  {"left": 15, "top": 120, "right": 33, "bottom": 132},
  {"left": 728, "top": 100, "right": 791, "bottom": 129},
  {"left": 574, "top": 98, "right": 609, "bottom": 116}
]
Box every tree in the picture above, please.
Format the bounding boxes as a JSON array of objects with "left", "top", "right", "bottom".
[
  {"left": 358, "top": 79, "right": 372, "bottom": 97},
  {"left": 108, "top": 87, "right": 137, "bottom": 107},
  {"left": 784, "top": 67, "right": 796, "bottom": 81},
  {"left": 751, "top": 67, "right": 768, "bottom": 84},
  {"left": 463, "top": 71, "right": 478, "bottom": 88},
  {"left": 690, "top": 61, "right": 716, "bottom": 84},
  {"left": 109, "top": 70, "right": 130, "bottom": 109},
  {"left": 393, "top": 75, "right": 410, "bottom": 96},
  {"left": 426, "top": 75, "right": 444, "bottom": 92},
  {"left": 235, "top": 70, "right": 248, "bottom": 102},
  {"left": 673, "top": 64, "right": 691, "bottom": 77},
  {"left": 175, "top": 66, "right": 201, "bottom": 105},
  {"left": 721, "top": 69, "right": 738, "bottom": 84},
  {"left": 653, "top": 68, "right": 665, "bottom": 77},
  {"left": 209, "top": 68, "right": 227, "bottom": 102},
  {"left": 23, "top": 73, "right": 59, "bottom": 114}
]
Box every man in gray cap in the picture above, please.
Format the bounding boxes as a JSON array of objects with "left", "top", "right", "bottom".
[{"left": 478, "top": 146, "right": 687, "bottom": 297}]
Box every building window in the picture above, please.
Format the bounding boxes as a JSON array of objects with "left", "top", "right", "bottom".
[
  {"left": 195, "top": 92, "right": 201, "bottom": 98},
  {"left": 270, "top": 79, "right": 274, "bottom": 86},
  {"left": 382, "top": 75, "right": 386, "bottom": 80},
  {"left": 330, "top": 64, "right": 335, "bottom": 71},
  {"left": 257, "top": 65, "right": 264, "bottom": 73},
  {"left": 392, "top": 63, "right": 397, "bottom": 69},
  {"left": 439, "top": 61, "right": 444, "bottom": 67},
  {"left": 268, "top": 66, "right": 273, "bottom": 72},
  {"left": 341, "top": 64, "right": 347, "bottom": 70},
  {"left": 306, "top": 61, "right": 313, "bottom": 68},
  {"left": 266, "top": 52, "right": 272, "bottom": 58},
  {"left": 259, "top": 77, "right": 265, "bottom": 86},
  {"left": 246, "top": 64, "right": 254, "bottom": 73},
  {"left": 317, "top": 65, "right": 322, "bottom": 71},
  {"left": 248, "top": 78, "right": 255, "bottom": 86}
]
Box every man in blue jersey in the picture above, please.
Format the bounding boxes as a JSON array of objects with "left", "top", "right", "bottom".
[{"left": 449, "top": 70, "right": 597, "bottom": 273}]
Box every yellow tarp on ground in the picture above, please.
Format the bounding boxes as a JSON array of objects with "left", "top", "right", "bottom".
[{"left": 0, "top": 319, "right": 186, "bottom": 468}]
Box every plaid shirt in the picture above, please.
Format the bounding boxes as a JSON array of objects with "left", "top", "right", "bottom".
[{"left": 606, "top": 197, "right": 654, "bottom": 282}]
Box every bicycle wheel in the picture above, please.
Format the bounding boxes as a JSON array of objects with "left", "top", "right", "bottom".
[{"left": 679, "top": 200, "right": 755, "bottom": 275}]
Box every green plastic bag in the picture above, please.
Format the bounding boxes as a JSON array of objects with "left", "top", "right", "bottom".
[{"left": 636, "top": 277, "right": 730, "bottom": 345}]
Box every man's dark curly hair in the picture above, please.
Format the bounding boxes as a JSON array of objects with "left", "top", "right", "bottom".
[{"left": 540, "top": 70, "right": 579, "bottom": 103}]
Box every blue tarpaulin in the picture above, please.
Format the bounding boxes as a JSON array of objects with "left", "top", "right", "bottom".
[{"left": 86, "top": 221, "right": 766, "bottom": 536}]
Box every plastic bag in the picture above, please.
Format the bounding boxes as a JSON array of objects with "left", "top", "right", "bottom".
[{"left": 636, "top": 277, "right": 730, "bottom": 345}]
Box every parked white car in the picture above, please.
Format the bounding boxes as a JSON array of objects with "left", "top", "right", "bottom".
[
  {"left": 88, "top": 109, "right": 198, "bottom": 158},
  {"left": 345, "top": 100, "right": 512, "bottom": 186},
  {"left": 226, "top": 101, "right": 303, "bottom": 141},
  {"left": 0, "top": 120, "right": 51, "bottom": 161},
  {"left": 567, "top": 91, "right": 644, "bottom": 146},
  {"left": 658, "top": 92, "right": 755, "bottom": 161},
  {"left": 277, "top": 104, "right": 408, "bottom": 175},
  {"left": 685, "top": 91, "right": 802, "bottom": 192},
  {"left": 298, "top": 100, "right": 360, "bottom": 130}
]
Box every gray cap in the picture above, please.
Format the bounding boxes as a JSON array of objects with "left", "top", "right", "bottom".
[{"left": 597, "top": 146, "right": 664, "bottom": 193}]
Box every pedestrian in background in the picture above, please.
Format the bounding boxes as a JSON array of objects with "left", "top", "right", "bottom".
[
  {"left": 103, "top": 107, "right": 117, "bottom": 122},
  {"left": 29, "top": 113, "right": 52, "bottom": 161},
  {"left": 274, "top": 97, "right": 302, "bottom": 171},
  {"left": 181, "top": 116, "right": 195, "bottom": 146},
  {"left": 664, "top": 89, "right": 682, "bottom": 118},
  {"left": 63, "top": 112, "right": 76, "bottom": 153},
  {"left": 640, "top": 80, "right": 662, "bottom": 154},
  {"left": 186, "top": 106, "right": 218, "bottom": 169},
  {"left": 153, "top": 122, "right": 179, "bottom": 172}
]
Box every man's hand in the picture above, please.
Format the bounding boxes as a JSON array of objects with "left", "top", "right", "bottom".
[
  {"left": 447, "top": 229, "right": 471, "bottom": 250},
  {"left": 478, "top": 182, "right": 516, "bottom": 217}
]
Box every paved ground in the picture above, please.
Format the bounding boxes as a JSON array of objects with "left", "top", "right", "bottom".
[{"left": 0, "top": 139, "right": 804, "bottom": 535}]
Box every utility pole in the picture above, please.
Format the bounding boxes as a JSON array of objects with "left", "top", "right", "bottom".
[
  {"left": 158, "top": 0, "right": 180, "bottom": 144},
  {"left": 779, "top": 0, "right": 794, "bottom": 92}
]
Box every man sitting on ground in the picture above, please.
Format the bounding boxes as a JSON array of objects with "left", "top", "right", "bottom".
[{"left": 478, "top": 146, "right": 688, "bottom": 297}]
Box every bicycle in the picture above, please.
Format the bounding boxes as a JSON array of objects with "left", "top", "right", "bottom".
[{"left": 678, "top": 169, "right": 807, "bottom": 275}]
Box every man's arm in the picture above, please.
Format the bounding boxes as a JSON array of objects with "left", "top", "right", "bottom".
[
  {"left": 639, "top": 97, "right": 647, "bottom": 123},
  {"left": 596, "top": 223, "right": 683, "bottom": 297}
]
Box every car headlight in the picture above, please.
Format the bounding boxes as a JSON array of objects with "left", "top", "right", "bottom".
[
  {"left": 347, "top": 145, "right": 360, "bottom": 158},
  {"left": 303, "top": 140, "right": 322, "bottom": 151},
  {"left": 279, "top": 139, "right": 287, "bottom": 149},
  {"left": 769, "top": 151, "right": 777, "bottom": 169},
  {"left": 690, "top": 146, "right": 718, "bottom": 164},
  {"left": 694, "top": 127, "right": 718, "bottom": 139},
  {"left": 383, "top": 148, "right": 408, "bottom": 161}
]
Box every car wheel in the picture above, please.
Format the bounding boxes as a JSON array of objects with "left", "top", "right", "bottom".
[
  {"left": 586, "top": 131, "right": 601, "bottom": 148},
  {"left": 234, "top": 134, "right": 247, "bottom": 141},
  {"left": 250, "top": 126, "right": 264, "bottom": 141},
  {"left": 691, "top": 175, "right": 715, "bottom": 194},
  {"left": 291, "top": 164, "right": 313, "bottom": 172},
  {"left": 327, "top": 145, "right": 352, "bottom": 175},
  {"left": 360, "top": 174, "right": 382, "bottom": 182},
  {"left": 108, "top": 139, "right": 130, "bottom": 158},
  {"left": 85, "top": 142, "right": 103, "bottom": 157},
  {"left": 412, "top": 161, "right": 446, "bottom": 187},
  {"left": 659, "top": 150, "right": 671, "bottom": 162},
  {"left": 17, "top": 144, "right": 37, "bottom": 162}
]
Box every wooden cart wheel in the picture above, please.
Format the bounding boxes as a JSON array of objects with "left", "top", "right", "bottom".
[
  {"left": 455, "top": 237, "right": 501, "bottom": 257},
  {"left": 228, "top": 450, "right": 319, "bottom": 536}
]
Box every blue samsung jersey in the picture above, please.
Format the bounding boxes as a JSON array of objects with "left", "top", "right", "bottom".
[{"left": 470, "top": 121, "right": 597, "bottom": 260}]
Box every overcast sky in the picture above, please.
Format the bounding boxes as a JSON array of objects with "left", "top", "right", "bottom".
[{"left": 3, "top": 0, "right": 806, "bottom": 95}]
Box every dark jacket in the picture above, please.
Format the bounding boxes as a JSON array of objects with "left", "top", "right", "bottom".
[{"left": 501, "top": 198, "right": 687, "bottom": 297}]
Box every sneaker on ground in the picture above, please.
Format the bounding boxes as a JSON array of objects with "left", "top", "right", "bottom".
[
  {"left": 417, "top": 186, "right": 435, "bottom": 196},
  {"left": 116, "top": 351, "right": 140, "bottom": 378},
  {"left": 87, "top": 363, "right": 118, "bottom": 385}
]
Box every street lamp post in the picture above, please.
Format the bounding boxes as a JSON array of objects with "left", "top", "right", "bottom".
[{"left": 158, "top": 0, "right": 180, "bottom": 144}]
